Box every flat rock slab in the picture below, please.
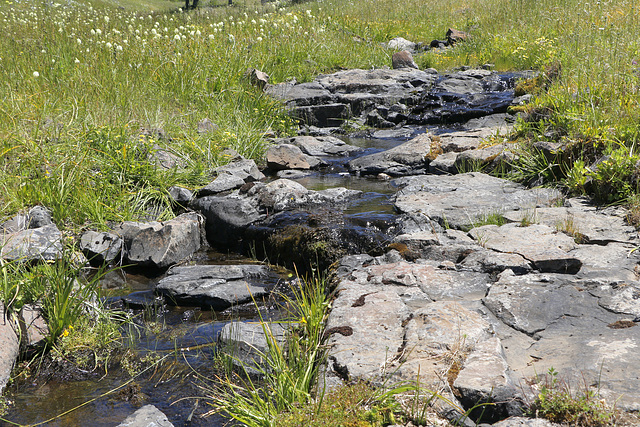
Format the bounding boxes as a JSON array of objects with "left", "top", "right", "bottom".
[
  {"left": 468, "top": 223, "right": 582, "bottom": 273},
  {"left": 393, "top": 173, "right": 560, "bottom": 231},
  {"left": 117, "top": 404, "right": 173, "bottom": 427},
  {"left": 571, "top": 242, "right": 640, "bottom": 282},
  {"left": 483, "top": 272, "right": 600, "bottom": 337},
  {"left": 348, "top": 133, "right": 433, "bottom": 176},
  {"left": 155, "top": 264, "right": 273, "bottom": 310},
  {"left": 325, "top": 285, "right": 411, "bottom": 382},
  {"left": 503, "top": 204, "right": 638, "bottom": 244}
]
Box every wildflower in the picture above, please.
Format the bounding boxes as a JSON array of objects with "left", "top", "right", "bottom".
[
  {"left": 116, "top": 45, "right": 123, "bottom": 51},
  {"left": 74, "top": 58, "right": 80, "bottom": 63},
  {"left": 33, "top": 71, "right": 39, "bottom": 77},
  {"left": 106, "top": 42, "right": 112, "bottom": 49}
]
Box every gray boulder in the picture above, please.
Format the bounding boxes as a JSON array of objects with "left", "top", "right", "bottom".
[
  {"left": 385, "top": 36, "right": 416, "bottom": 51},
  {"left": 191, "top": 195, "right": 262, "bottom": 248},
  {"left": 392, "top": 50, "right": 418, "bottom": 69},
  {"left": 280, "top": 135, "right": 359, "bottom": 156},
  {"left": 80, "top": 230, "right": 124, "bottom": 266},
  {"left": 117, "top": 405, "right": 173, "bottom": 427},
  {"left": 265, "top": 143, "right": 323, "bottom": 170},
  {"left": 156, "top": 264, "right": 272, "bottom": 309},
  {"left": 115, "top": 212, "right": 202, "bottom": 269},
  {"left": 1, "top": 223, "right": 63, "bottom": 261},
  {"left": 26, "top": 206, "right": 53, "bottom": 229},
  {"left": 167, "top": 186, "right": 193, "bottom": 205},
  {"left": 348, "top": 133, "right": 433, "bottom": 176}
]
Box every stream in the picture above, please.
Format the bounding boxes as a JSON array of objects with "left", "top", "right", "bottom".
[{"left": 2, "top": 131, "right": 422, "bottom": 426}]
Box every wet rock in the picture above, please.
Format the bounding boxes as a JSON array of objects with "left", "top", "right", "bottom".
[
  {"left": 156, "top": 264, "right": 272, "bottom": 310},
  {"left": 348, "top": 133, "right": 433, "bottom": 176},
  {"left": 292, "top": 103, "right": 352, "bottom": 128},
  {"left": 168, "top": 186, "right": 193, "bottom": 205},
  {"left": 265, "top": 143, "right": 323, "bottom": 170},
  {"left": 392, "top": 50, "right": 418, "bottom": 69},
  {"left": 192, "top": 195, "right": 262, "bottom": 248},
  {"left": 114, "top": 212, "right": 202, "bottom": 269},
  {"left": 117, "top": 404, "right": 173, "bottom": 427},
  {"left": 468, "top": 224, "right": 581, "bottom": 274},
  {"left": 393, "top": 173, "right": 560, "bottom": 231},
  {"left": 0, "top": 302, "right": 19, "bottom": 395},
  {"left": 454, "top": 337, "right": 524, "bottom": 423},
  {"left": 281, "top": 135, "right": 359, "bottom": 156},
  {"left": 218, "top": 321, "right": 287, "bottom": 374},
  {"left": 1, "top": 223, "right": 63, "bottom": 261},
  {"left": 79, "top": 230, "right": 124, "bottom": 266}
]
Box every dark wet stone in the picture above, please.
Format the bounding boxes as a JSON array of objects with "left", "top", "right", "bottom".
[
  {"left": 191, "top": 195, "right": 262, "bottom": 248},
  {"left": 348, "top": 133, "right": 433, "bottom": 176},
  {"left": 156, "top": 265, "right": 271, "bottom": 310}
]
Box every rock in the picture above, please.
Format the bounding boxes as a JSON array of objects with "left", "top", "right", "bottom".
[
  {"left": 453, "top": 337, "right": 524, "bottom": 423},
  {"left": 0, "top": 302, "right": 19, "bottom": 396},
  {"left": 155, "top": 264, "right": 272, "bottom": 309},
  {"left": 502, "top": 204, "right": 638, "bottom": 245},
  {"left": 282, "top": 135, "right": 359, "bottom": 156},
  {"left": 324, "top": 286, "right": 411, "bottom": 382},
  {"left": 460, "top": 249, "right": 533, "bottom": 275},
  {"left": 198, "top": 173, "right": 246, "bottom": 195},
  {"left": 386, "top": 36, "right": 416, "bottom": 51},
  {"left": 393, "top": 173, "right": 560, "bottom": 231},
  {"left": 348, "top": 133, "right": 433, "bottom": 176},
  {"left": 492, "top": 418, "right": 561, "bottom": 427},
  {"left": 167, "top": 186, "right": 193, "bottom": 205},
  {"left": 245, "top": 67, "right": 269, "bottom": 89},
  {"left": 428, "top": 151, "right": 458, "bottom": 174},
  {"left": 117, "top": 404, "right": 174, "bottom": 427},
  {"left": 0, "top": 213, "right": 28, "bottom": 234},
  {"left": 266, "top": 143, "right": 322, "bottom": 170},
  {"left": 218, "top": 321, "right": 287, "bottom": 374},
  {"left": 454, "top": 143, "right": 515, "bottom": 173},
  {"left": 248, "top": 179, "right": 361, "bottom": 212},
  {"left": 114, "top": 212, "right": 202, "bottom": 269},
  {"left": 446, "top": 28, "right": 469, "bottom": 44},
  {"left": 196, "top": 117, "right": 218, "bottom": 134},
  {"left": 150, "top": 144, "right": 185, "bottom": 170},
  {"left": 214, "top": 158, "right": 265, "bottom": 183},
  {"left": 571, "top": 242, "right": 639, "bottom": 282},
  {"left": 483, "top": 272, "right": 596, "bottom": 337},
  {"left": 392, "top": 50, "right": 418, "bottom": 69},
  {"left": 79, "top": 230, "right": 124, "bottom": 266},
  {"left": 18, "top": 304, "right": 49, "bottom": 352},
  {"left": 468, "top": 224, "right": 582, "bottom": 274},
  {"left": 191, "top": 195, "right": 262, "bottom": 248},
  {"left": 1, "top": 223, "right": 63, "bottom": 261},
  {"left": 27, "top": 206, "right": 53, "bottom": 228},
  {"left": 292, "top": 103, "right": 352, "bottom": 128}
]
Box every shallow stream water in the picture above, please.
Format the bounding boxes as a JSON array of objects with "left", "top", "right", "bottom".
[{"left": 2, "top": 130, "right": 427, "bottom": 426}]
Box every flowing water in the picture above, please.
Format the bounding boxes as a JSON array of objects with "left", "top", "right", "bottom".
[{"left": 2, "top": 131, "right": 420, "bottom": 426}]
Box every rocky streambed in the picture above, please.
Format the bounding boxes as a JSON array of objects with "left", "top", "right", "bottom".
[{"left": 1, "top": 66, "right": 639, "bottom": 426}]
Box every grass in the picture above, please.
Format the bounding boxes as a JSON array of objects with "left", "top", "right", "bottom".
[{"left": 527, "top": 367, "right": 618, "bottom": 426}]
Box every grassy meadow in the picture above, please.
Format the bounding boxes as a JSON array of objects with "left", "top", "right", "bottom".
[{"left": 0, "top": 0, "right": 639, "bottom": 421}]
